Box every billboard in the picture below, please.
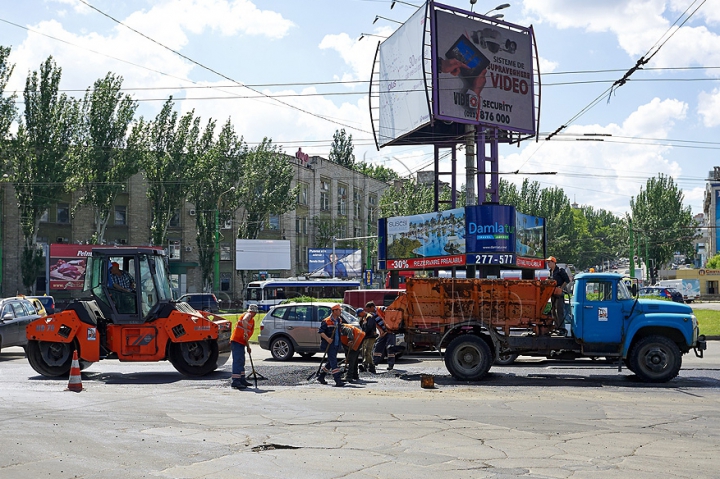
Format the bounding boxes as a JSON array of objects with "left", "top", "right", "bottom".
[
  {"left": 386, "top": 208, "right": 466, "bottom": 269},
  {"left": 235, "top": 240, "right": 291, "bottom": 270},
  {"left": 308, "top": 248, "right": 362, "bottom": 278},
  {"left": 433, "top": 9, "right": 535, "bottom": 133},
  {"left": 378, "top": 4, "right": 432, "bottom": 147},
  {"left": 379, "top": 205, "right": 546, "bottom": 270},
  {"left": 49, "top": 244, "right": 93, "bottom": 290}
]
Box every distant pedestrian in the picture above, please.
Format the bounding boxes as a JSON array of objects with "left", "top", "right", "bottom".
[
  {"left": 317, "top": 304, "right": 347, "bottom": 387},
  {"left": 546, "top": 256, "right": 571, "bottom": 333},
  {"left": 231, "top": 304, "right": 257, "bottom": 389}
]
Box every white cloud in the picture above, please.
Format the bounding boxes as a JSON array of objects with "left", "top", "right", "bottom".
[
  {"left": 501, "top": 97, "right": 688, "bottom": 215},
  {"left": 538, "top": 57, "right": 558, "bottom": 73},
  {"left": 698, "top": 87, "right": 720, "bottom": 126},
  {"left": 523, "top": 0, "right": 720, "bottom": 71},
  {"left": 319, "top": 26, "right": 395, "bottom": 83}
]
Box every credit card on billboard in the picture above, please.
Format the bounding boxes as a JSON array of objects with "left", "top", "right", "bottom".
[{"left": 445, "top": 34, "right": 490, "bottom": 77}]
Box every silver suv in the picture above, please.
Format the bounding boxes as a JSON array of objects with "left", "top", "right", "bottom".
[{"left": 258, "top": 303, "right": 357, "bottom": 360}]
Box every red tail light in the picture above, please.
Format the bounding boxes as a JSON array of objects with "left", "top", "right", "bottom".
[{"left": 260, "top": 324, "right": 264, "bottom": 331}]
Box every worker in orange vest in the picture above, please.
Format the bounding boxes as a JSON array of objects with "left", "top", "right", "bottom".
[
  {"left": 317, "top": 304, "right": 347, "bottom": 387},
  {"left": 340, "top": 323, "right": 366, "bottom": 382},
  {"left": 230, "top": 304, "right": 257, "bottom": 389}
]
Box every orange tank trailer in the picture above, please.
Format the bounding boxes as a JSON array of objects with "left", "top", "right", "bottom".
[{"left": 383, "top": 277, "right": 557, "bottom": 336}]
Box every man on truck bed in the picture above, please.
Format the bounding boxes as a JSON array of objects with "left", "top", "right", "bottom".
[{"left": 547, "top": 256, "right": 570, "bottom": 333}]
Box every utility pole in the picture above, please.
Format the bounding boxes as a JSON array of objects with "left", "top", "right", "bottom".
[
  {"left": 466, "top": 124, "right": 477, "bottom": 279},
  {"left": 629, "top": 218, "right": 635, "bottom": 279}
]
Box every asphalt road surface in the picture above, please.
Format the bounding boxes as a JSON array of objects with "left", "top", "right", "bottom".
[{"left": 1, "top": 344, "right": 719, "bottom": 478}]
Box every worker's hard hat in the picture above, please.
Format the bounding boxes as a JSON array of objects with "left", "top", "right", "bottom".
[
  {"left": 589, "top": 268, "right": 595, "bottom": 273},
  {"left": 248, "top": 304, "right": 259, "bottom": 312},
  {"left": 545, "top": 256, "right": 557, "bottom": 263},
  {"left": 331, "top": 304, "right": 342, "bottom": 311}
]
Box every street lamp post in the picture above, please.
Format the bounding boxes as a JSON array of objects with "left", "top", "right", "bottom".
[{"left": 214, "top": 186, "right": 235, "bottom": 292}]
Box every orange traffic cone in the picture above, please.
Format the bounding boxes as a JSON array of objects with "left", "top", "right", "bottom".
[{"left": 66, "top": 350, "right": 83, "bottom": 392}]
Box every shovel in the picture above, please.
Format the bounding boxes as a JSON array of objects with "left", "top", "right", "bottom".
[
  {"left": 246, "top": 348, "right": 267, "bottom": 388},
  {"left": 307, "top": 345, "right": 329, "bottom": 381}
]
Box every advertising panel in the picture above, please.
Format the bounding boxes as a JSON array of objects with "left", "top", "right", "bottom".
[
  {"left": 433, "top": 9, "right": 535, "bottom": 133},
  {"left": 308, "top": 248, "right": 362, "bottom": 278},
  {"left": 464, "top": 205, "right": 514, "bottom": 253},
  {"left": 235, "top": 240, "right": 291, "bottom": 270},
  {"left": 386, "top": 207, "right": 465, "bottom": 262},
  {"left": 515, "top": 212, "right": 545, "bottom": 259},
  {"left": 49, "top": 244, "right": 93, "bottom": 290},
  {"left": 378, "top": 4, "right": 432, "bottom": 146}
]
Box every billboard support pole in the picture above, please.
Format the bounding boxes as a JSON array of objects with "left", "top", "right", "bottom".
[
  {"left": 478, "top": 128, "right": 500, "bottom": 204},
  {"left": 332, "top": 236, "right": 336, "bottom": 279},
  {"left": 465, "top": 124, "right": 476, "bottom": 206}
]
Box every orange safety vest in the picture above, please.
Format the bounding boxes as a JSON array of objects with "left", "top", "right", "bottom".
[
  {"left": 231, "top": 312, "right": 255, "bottom": 345},
  {"left": 340, "top": 324, "right": 366, "bottom": 351}
]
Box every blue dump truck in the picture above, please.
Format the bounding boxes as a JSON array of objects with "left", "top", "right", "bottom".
[{"left": 384, "top": 273, "right": 706, "bottom": 383}]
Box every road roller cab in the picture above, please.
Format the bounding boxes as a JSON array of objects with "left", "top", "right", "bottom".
[{"left": 26, "top": 247, "right": 231, "bottom": 377}]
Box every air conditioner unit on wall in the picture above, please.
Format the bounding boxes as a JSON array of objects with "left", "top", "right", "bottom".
[
  {"left": 185, "top": 246, "right": 192, "bottom": 252},
  {"left": 189, "top": 209, "right": 196, "bottom": 216}
]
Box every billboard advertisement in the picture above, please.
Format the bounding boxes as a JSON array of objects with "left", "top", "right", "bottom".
[
  {"left": 716, "top": 190, "right": 720, "bottom": 254},
  {"left": 386, "top": 208, "right": 465, "bottom": 269},
  {"left": 433, "top": 9, "right": 535, "bottom": 133},
  {"left": 49, "top": 244, "right": 93, "bottom": 290},
  {"left": 378, "top": 4, "right": 432, "bottom": 147},
  {"left": 465, "top": 205, "right": 514, "bottom": 253},
  {"left": 515, "top": 212, "right": 545, "bottom": 259},
  {"left": 308, "top": 248, "right": 362, "bottom": 278},
  {"left": 379, "top": 205, "right": 546, "bottom": 270},
  {"left": 235, "top": 240, "right": 291, "bottom": 270}
]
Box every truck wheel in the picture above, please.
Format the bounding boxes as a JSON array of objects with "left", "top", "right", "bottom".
[
  {"left": 629, "top": 335, "right": 682, "bottom": 383},
  {"left": 495, "top": 351, "right": 519, "bottom": 365},
  {"left": 270, "top": 336, "right": 294, "bottom": 361},
  {"left": 26, "top": 340, "right": 73, "bottom": 377},
  {"left": 168, "top": 339, "right": 219, "bottom": 376},
  {"left": 445, "top": 335, "right": 492, "bottom": 381}
]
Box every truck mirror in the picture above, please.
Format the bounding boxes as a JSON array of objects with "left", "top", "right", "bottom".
[{"left": 631, "top": 284, "right": 638, "bottom": 296}]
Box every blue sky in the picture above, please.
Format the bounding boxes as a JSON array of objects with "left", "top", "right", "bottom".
[{"left": 2, "top": 0, "right": 720, "bottom": 216}]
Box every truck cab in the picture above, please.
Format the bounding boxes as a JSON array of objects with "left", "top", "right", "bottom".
[{"left": 571, "top": 272, "right": 705, "bottom": 381}]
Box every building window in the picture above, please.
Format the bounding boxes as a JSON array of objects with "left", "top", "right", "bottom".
[
  {"left": 353, "top": 189, "right": 363, "bottom": 220},
  {"left": 268, "top": 215, "right": 279, "bottom": 230},
  {"left": 296, "top": 245, "right": 301, "bottom": 266},
  {"left": 40, "top": 209, "right": 48, "bottom": 223},
  {"left": 320, "top": 179, "right": 330, "bottom": 211},
  {"left": 297, "top": 183, "right": 308, "bottom": 205},
  {"left": 337, "top": 184, "right": 347, "bottom": 216},
  {"left": 303, "top": 246, "right": 308, "bottom": 266},
  {"left": 368, "top": 195, "right": 377, "bottom": 224},
  {"left": 296, "top": 216, "right": 308, "bottom": 236},
  {"left": 169, "top": 240, "right": 181, "bottom": 260},
  {"left": 220, "top": 273, "right": 231, "bottom": 292},
  {"left": 169, "top": 209, "right": 180, "bottom": 227},
  {"left": 220, "top": 243, "right": 232, "bottom": 261},
  {"left": 57, "top": 203, "right": 70, "bottom": 224},
  {"left": 114, "top": 205, "right": 127, "bottom": 226}
]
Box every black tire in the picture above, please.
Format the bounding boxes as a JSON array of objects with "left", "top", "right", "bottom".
[
  {"left": 26, "top": 340, "right": 73, "bottom": 377},
  {"left": 629, "top": 335, "right": 682, "bottom": 383},
  {"left": 168, "top": 339, "right": 219, "bottom": 376},
  {"left": 299, "top": 352, "right": 315, "bottom": 359},
  {"left": 270, "top": 336, "right": 294, "bottom": 361},
  {"left": 494, "top": 351, "right": 519, "bottom": 365},
  {"left": 444, "top": 335, "right": 493, "bottom": 381}
]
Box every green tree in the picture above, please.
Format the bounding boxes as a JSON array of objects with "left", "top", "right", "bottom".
[
  {"left": 0, "top": 46, "right": 16, "bottom": 143},
  {"left": 630, "top": 174, "right": 696, "bottom": 268},
  {"left": 706, "top": 255, "right": 720, "bottom": 269},
  {"left": 236, "top": 138, "right": 298, "bottom": 241},
  {"left": 9, "top": 57, "right": 80, "bottom": 292},
  {"left": 379, "top": 178, "right": 455, "bottom": 217},
  {"left": 144, "top": 98, "right": 201, "bottom": 246},
  {"left": 354, "top": 161, "right": 398, "bottom": 182},
  {"left": 328, "top": 128, "right": 355, "bottom": 168},
  {"left": 68, "top": 72, "right": 141, "bottom": 243},
  {"left": 188, "top": 119, "right": 246, "bottom": 290},
  {"left": 312, "top": 217, "right": 348, "bottom": 248}
]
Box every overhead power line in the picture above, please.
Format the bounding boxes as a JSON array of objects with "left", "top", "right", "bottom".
[{"left": 80, "top": 1, "right": 374, "bottom": 135}]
